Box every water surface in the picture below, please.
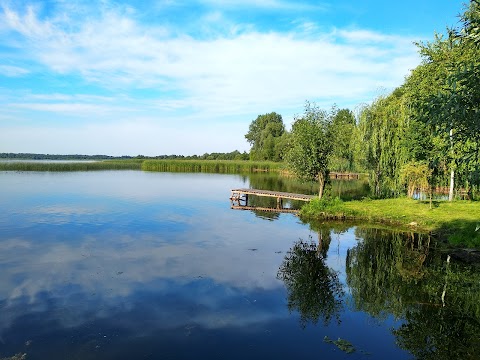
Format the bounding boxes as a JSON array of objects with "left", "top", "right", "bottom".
[{"left": 0, "top": 171, "right": 478, "bottom": 359}]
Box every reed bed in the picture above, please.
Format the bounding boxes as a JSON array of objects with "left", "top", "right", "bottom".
[
  {"left": 141, "top": 159, "right": 284, "bottom": 173},
  {"left": 0, "top": 160, "right": 143, "bottom": 172}
]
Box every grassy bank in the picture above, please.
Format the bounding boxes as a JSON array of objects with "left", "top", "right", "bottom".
[
  {"left": 0, "top": 160, "right": 143, "bottom": 171},
  {"left": 300, "top": 197, "right": 480, "bottom": 248},
  {"left": 141, "top": 159, "right": 284, "bottom": 173}
]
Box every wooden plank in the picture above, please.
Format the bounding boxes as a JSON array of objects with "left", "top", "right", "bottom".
[
  {"left": 231, "top": 188, "right": 315, "bottom": 202},
  {"left": 231, "top": 205, "right": 299, "bottom": 213},
  {"left": 329, "top": 172, "right": 360, "bottom": 180}
]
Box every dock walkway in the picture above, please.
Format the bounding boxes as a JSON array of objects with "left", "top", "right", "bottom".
[
  {"left": 230, "top": 188, "right": 315, "bottom": 202},
  {"left": 230, "top": 205, "right": 300, "bottom": 213}
]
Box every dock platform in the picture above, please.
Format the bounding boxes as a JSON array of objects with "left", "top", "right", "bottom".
[
  {"left": 230, "top": 205, "right": 300, "bottom": 213},
  {"left": 230, "top": 188, "right": 315, "bottom": 202}
]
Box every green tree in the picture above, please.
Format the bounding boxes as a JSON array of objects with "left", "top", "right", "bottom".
[
  {"left": 245, "top": 112, "right": 285, "bottom": 161},
  {"left": 409, "top": 1, "right": 480, "bottom": 200},
  {"left": 285, "top": 102, "right": 333, "bottom": 199},
  {"left": 330, "top": 107, "right": 357, "bottom": 171},
  {"left": 357, "top": 90, "right": 409, "bottom": 197},
  {"left": 400, "top": 162, "right": 431, "bottom": 198}
]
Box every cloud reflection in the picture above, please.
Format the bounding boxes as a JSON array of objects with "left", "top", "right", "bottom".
[{"left": 0, "top": 172, "right": 316, "bottom": 342}]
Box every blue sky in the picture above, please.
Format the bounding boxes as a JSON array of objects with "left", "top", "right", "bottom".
[{"left": 0, "top": 0, "right": 466, "bottom": 156}]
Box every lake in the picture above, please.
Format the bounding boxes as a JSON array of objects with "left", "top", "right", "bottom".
[{"left": 0, "top": 170, "right": 478, "bottom": 360}]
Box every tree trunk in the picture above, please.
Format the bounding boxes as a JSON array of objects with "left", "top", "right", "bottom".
[
  {"left": 448, "top": 128, "right": 454, "bottom": 202},
  {"left": 429, "top": 186, "right": 433, "bottom": 210},
  {"left": 318, "top": 172, "right": 325, "bottom": 199},
  {"left": 449, "top": 169, "right": 454, "bottom": 201}
]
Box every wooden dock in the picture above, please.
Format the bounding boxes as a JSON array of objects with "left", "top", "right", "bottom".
[
  {"left": 230, "top": 205, "right": 300, "bottom": 213},
  {"left": 230, "top": 188, "right": 315, "bottom": 202},
  {"left": 329, "top": 172, "right": 360, "bottom": 180}
]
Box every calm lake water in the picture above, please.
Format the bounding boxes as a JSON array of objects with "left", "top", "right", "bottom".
[{"left": 0, "top": 171, "right": 478, "bottom": 360}]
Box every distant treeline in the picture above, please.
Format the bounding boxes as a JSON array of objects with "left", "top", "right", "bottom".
[{"left": 0, "top": 150, "right": 249, "bottom": 161}]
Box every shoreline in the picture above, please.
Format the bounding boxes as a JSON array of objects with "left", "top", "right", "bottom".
[{"left": 300, "top": 197, "right": 480, "bottom": 248}]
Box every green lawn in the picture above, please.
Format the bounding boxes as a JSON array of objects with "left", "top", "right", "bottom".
[{"left": 301, "top": 197, "right": 480, "bottom": 248}]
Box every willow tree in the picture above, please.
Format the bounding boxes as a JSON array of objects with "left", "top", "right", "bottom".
[
  {"left": 400, "top": 162, "right": 432, "bottom": 199},
  {"left": 285, "top": 102, "right": 333, "bottom": 199},
  {"left": 357, "top": 90, "right": 409, "bottom": 198}
]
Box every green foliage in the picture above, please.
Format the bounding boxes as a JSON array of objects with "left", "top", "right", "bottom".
[
  {"left": 457, "top": 0, "right": 480, "bottom": 45},
  {"left": 1, "top": 151, "right": 251, "bottom": 161},
  {"left": 329, "top": 106, "right": 357, "bottom": 172},
  {"left": 403, "top": 2, "right": 480, "bottom": 200},
  {"left": 400, "top": 162, "right": 432, "bottom": 198},
  {"left": 245, "top": 112, "right": 286, "bottom": 161},
  {"left": 358, "top": 91, "right": 409, "bottom": 198},
  {"left": 301, "top": 197, "right": 480, "bottom": 247},
  {"left": 300, "top": 197, "right": 357, "bottom": 219},
  {"left": 285, "top": 102, "right": 334, "bottom": 198}
]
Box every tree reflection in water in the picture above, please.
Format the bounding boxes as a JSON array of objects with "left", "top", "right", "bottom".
[
  {"left": 277, "top": 228, "right": 344, "bottom": 328},
  {"left": 346, "top": 228, "right": 480, "bottom": 360}
]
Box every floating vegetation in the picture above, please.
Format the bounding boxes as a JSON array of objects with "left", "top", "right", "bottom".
[
  {"left": 323, "top": 336, "right": 356, "bottom": 354},
  {"left": 0, "top": 354, "right": 27, "bottom": 360}
]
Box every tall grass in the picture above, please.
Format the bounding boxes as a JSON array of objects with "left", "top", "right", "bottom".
[
  {"left": 141, "top": 160, "right": 284, "bottom": 173},
  {"left": 0, "top": 159, "right": 284, "bottom": 173},
  {"left": 0, "top": 160, "right": 143, "bottom": 172}
]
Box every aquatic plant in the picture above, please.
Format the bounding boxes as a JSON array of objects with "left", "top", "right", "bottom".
[
  {"left": 0, "top": 160, "right": 143, "bottom": 172},
  {"left": 141, "top": 159, "right": 285, "bottom": 173}
]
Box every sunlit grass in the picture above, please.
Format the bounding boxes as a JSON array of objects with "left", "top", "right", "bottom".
[
  {"left": 0, "top": 160, "right": 143, "bottom": 171},
  {"left": 301, "top": 197, "right": 480, "bottom": 247},
  {"left": 141, "top": 159, "right": 285, "bottom": 173}
]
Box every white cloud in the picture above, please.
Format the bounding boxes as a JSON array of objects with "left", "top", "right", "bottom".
[
  {"left": 0, "top": 5, "right": 418, "bottom": 97},
  {"left": 0, "top": 1, "right": 421, "bottom": 154},
  {"left": 336, "top": 29, "right": 414, "bottom": 44},
  {"left": 10, "top": 102, "right": 120, "bottom": 115},
  {"left": 2, "top": 3, "right": 54, "bottom": 38},
  {"left": 0, "top": 64, "right": 30, "bottom": 76},
  {"left": 200, "top": 0, "right": 327, "bottom": 11}
]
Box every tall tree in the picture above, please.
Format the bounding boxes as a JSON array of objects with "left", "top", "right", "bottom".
[
  {"left": 411, "top": 1, "right": 480, "bottom": 200},
  {"left": 285, "top": 102, "right": 333, "bottom": 199},
  {"left": 330, "top": 107, "right": 357, "bottom": 171},
  {"left": 357, "top": 90, "right": 409, "bottom": 198},
  {"left": 245, "top": 112, "right": 285, "bottom": 161}
]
